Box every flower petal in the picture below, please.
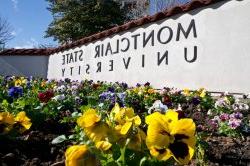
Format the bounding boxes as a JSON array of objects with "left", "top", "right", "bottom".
[
  {"left": 169, "top": 119, "right": 196, "bottom": 165},
  {"left": 15, "top": 111, "right": 32, "bottom": 130},
  {"left": 96, "top": 141, "right": 112, "bottom": 151},
  {"left": 170, "top": 119, "right": 196, "bottom": 138},
  {"left": 85, "top": 123, "right": 110, "bottom": 143},
  {"left": 165, "top": 110, "right": 178, "bottom": 123},
  {"left": 120, "top": 121, "right": 132, "bottom": 135},
  {"left": 128, "top": 129, "right": 146, "bottom": 151},
  {"left": 169, "top": 141, "right": 190, "bottom": 164},
  {"left": 1, "top": 112, "right": 15, "bottom": 125},
  {"left": 149, "top": 147, "right": 172, "bottom": 161},
  {"left": 65, "top": 145, "right": 97, "bottom": 166},
  {"left": 77, "top": 109, "right": 100, "bottom": 128},
  {"left": 146, "top": 113, "right": 171, "bottom": 149},
  {"left": 133, "top": 115, "right": 141, "bottom": 126}
]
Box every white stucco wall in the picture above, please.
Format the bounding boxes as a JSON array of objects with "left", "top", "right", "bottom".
[
  {"left": 0, "top": 55, "right": 48, "bottom": 78},
  {"left": 47, "top": 0, "right": 250, "bottom": 93}
]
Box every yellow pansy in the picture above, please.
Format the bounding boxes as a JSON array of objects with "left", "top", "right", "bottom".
[
  {"left": 84, "top": 123, "right": 110, "bottom": 143},
  {"left": 50, "top": 83, "right": 57, "bottom": 89},
  {"left": 132, "top": 87, "right": 139, "bottom": 93},
  {"left": 0, "top": 112, "right": 15, "bottom": 125},
  {"left": 14, "top": 78, "right": 27, "bottom": 87},
  {"left": 224, "top": 97, "right": 230, "bottom": 105},
  {"left": 65, "top": 145, "right": 98, "bottom": 166},
  {"left": 96, "top": 141, "right": 112, "bottom": 151},
  {"left": 149, "top": 147, "right": 172, "bottom": 161},
  {"left": 0, "top": 113, "right": 3, "bottom": 122},
  {"left": 77, "top": 108, "right": 113, "bottom": 151},
  {"left": 111, "top": 104, "right": 131, "bottom": 124},
  {"left": 14, "top": 79, "right": 22, "bottom": 87},
  {"left": 132, "top": 87, "right": 145, "bottom": 95},
  {"left": 21, "top": 77, "right": 27, "bottom": 84},
  {"left": 0, "top": 112, "right": 15, "bottom": 133},
  {"left": 146, "top": 112, "right": 171, "bottom": 149},
  {"left": 14, "top": 111, "right": 32, "bottom": 132},
  {"left": 110, "top": 103, "right": 141, "bottom": 135},
  {"left": 183, "top": 88, "right": 190, "bottom": 96},
  {"left": 77, "top": 109, "right": 101, "bottom": 128},
  {"left": 146, "top": 110, "right": 196, "bottom": 165},
  {"left": 41, "top": 80, "right": 47, "bottom": 87},
  {"left": 127, "top": 129, "right": 146, "bottom": 151},
  {"left": 147, "top": 88, "right": 155, "bottom": 94},
  {"left": 121, "top": 115, "right": 141, "bottom": 135},
  {"left": 198, "top": 88, "right": 206, "bottom": 98},
  {"left": 120, "top": 121, "right": 133, "bottom": 135}
]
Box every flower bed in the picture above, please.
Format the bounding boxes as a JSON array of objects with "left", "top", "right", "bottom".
[{"left": 0, "top": 76, "right": 249, "bottom": 166}]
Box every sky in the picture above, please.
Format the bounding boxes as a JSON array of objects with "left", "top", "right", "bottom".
[{"left": 0, "top": 0, "right": 57, "bottom": 48}]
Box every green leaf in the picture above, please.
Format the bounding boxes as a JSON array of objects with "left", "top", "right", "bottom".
[
  {"left": 71, "top": 111, "right": 81, "bottom": 118},
  {"left": 34, "top": 105, "right": 42, "bottom": 110},
  {"left": 139, "top": 157, "right": 147, "bottom": 166},
  {"left": 68, "top": 134, "right": 75, "bottom": 140},
  {"left": 80, "top": 105, "right": 91, "bottom": 112},
  {"left": 52, "top": 135, "right": 67, "bottom": 144}
]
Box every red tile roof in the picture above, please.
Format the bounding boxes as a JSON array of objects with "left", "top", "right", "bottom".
[
  {"left": 0, "top": 48, "right": 52, "bottom": 56},
  {"left": 0, "top": 0, "right": 225, "bottom": 56}
]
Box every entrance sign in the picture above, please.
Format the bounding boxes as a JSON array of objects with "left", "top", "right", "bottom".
[{"left": 47, "top": 0, "right": 250, "bottom": 93}]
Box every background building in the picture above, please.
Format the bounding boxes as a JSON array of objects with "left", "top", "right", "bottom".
[{"left": 0, "top": 49, "right": 49, "bottom": 78}]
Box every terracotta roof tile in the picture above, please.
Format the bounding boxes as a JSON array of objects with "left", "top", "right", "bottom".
[
  {"left": 0, "top": 48, "right": 51, "bottom": 56},
  {"left": 0, "top": 0, "right": 225, "bottom": 56}
]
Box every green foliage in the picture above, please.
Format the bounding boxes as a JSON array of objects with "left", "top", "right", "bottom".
[
  {"left": 1, "top": 76, "right": 250, "bottom": 165},
  {"left": 218, "top": 122, "right": 240, "bottom": 137},
  {"left": 52, "top": 134, "right": 67, "bottom": 144},
  {"left": 124, "top": 87, "right": 161, "bottom": 113},
  {"left": 45, "top": 0, "right": 127, "bottom": 43},
  {"left": 195, "top": 133, "right": 209, "bottom": 166}
]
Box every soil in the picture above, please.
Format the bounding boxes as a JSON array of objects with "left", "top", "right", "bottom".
[
  {"left": 0, "top": 129, "right": 250, "bottom": 166},
  {"left": 0, "top": 131, "right": 66, "bottom": 166},
  {"left": 205, "top": 136, "right": 250, "bottom": 166},
  {"left": 0, "top": 119, "right": 72, "bottom": 166}
]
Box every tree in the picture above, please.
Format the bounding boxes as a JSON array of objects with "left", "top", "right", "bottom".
[
  {"left": 45, "top": 0, "right": 127, "bottom": 44},
  {"left": 125, "top": 0, "right": 149, "bottom": 20},
  {"left": 121, "top": 0, "right": 190, "bottom": 20},
  {"left": 0, "top": 16, "right": 13, "bottom": 45}
]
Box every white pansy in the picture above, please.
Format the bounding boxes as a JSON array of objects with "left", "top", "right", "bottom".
[
  {"left": 52, "top": 94, "right": 65, "bottom": 101},
  {"left": 148, "top": 100, "right": 168, "bottom": 114},
  {"left": 207, "top": 109, "right": 212, "bottom": 115},
  {"left": 71, "top": 85, "right": 78, "bottom": 91},
  {"left": 57, "top": 85, "right": 66, "bottom": 93}
]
